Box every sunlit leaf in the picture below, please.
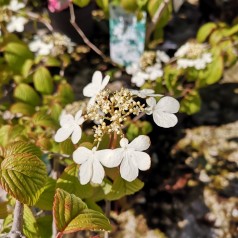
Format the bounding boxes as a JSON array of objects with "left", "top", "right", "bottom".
[
  {"left": 106, "top": 176, "right": 144, "bottom": 200},
  {"left": 56, "top": 164, "right": 93, "bottom": 199},
  {"left": 197, "top": 22, "right": 217, "bottom": 43},
  {"left": 53, "top": 189, "right": 111, "bottom": 235}
]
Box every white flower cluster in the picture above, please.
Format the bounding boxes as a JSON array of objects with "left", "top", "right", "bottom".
[
  {"left": 175, "top": 42, "right": 213, "bottom": 70},
  {"left": 54, "top": 71, "right": 180, "bottom": 184},
  {"left": 126, "top": 50, "right": 170, "bottom": 87},
  {"left": 29, "top": 32, "right": 75, "bottom": 56},
  {"left": 1, "top": 0, "right": 28, "bottom": 33}
]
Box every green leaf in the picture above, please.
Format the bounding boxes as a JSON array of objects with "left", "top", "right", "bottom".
[
  {"left": 45, "top": 56, "right": 61, "bottom": 67},
  {"left": 120, "top": 0, "right": 138, "bottom": 12},
  {"left": 21, "top": 59, "right": 34, "bottom": 78},
  {"left": 205, "top": 54, "right": 223, "bottom": 85},
  {"left": 180, "top": 90, "right": 201, "bottom": 115},
  {"left": 95, "top": 0, "right": 109, "bottom": 12},
  {"left": 53, "top": 189, "right": 111, "bottom": 235},
  {"left": 32, "top": 111, "right": 57, "bottom": 129},
  {"left": 23, "top": 205, "right": 39, "bottom": 238},
  {"left": 56, "top": 164, "right": 93, "bottom": 199},
  {"left": 0, "top": 149, "right": 47, "bottom": 205},
  {"left": 59, "top": 139, "right": 75, "bottom": 155},
  {"left": 14, "top": 83, "right": 40, "bottom": 106},
  {"left": 10, "top": 102, "right": 35, "bottom": 116},
  {"left": 147, "top": 0, "right": 172, "bottom": 28},
  {"left": 33, "top": 67, "right": 54, "bottom": 94},
  {"left": 0, "top": 125, "right": 26, "bottom": 146},
  {"left": 4, "top": 42, "right": 33, "bottom": 73},
  {"left": 106, "top": 177, "right": 144, "bottom": 200},
  {"left": 73, "top": 0, "right": 90, "bottom": 7},
  {"left": 197, "top": 22, "right": 217, "bottom": 43},
  {"left": 37, "top": 215, "right": 53, "bottom": 238},
  {"left": 126, "top": 123, "right": 139, "bottom": 141},
  {"left": 57, "top": 81, "right": 74, "bottom": 105},
  {"left": 5, "top": 140, "right": 42, "bottom": 159},
  {"left": 137, "top": 0, "right": 148, "bottom": 8},
  {"left": 35, "top": 178, "right": 56, "bottom": 210}
]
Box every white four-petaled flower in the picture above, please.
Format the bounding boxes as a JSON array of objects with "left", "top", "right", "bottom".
[
  {"left": 130, "top": 89, "right": 162, "bottom": 98},
  {"left": 7, "top": 16, "right": 27, "bottom": 33},
  {"left": 83, "top": 71, "right": 110, "bottom": 107},
  {"left": 8, "top": 0, "right": 25, "bottom": 11},
  {"left": 73, "top": 147, "right": 110, "bottom": 185},
  {"left": 54, "top": 110, "right": 84, "bottom": 144},
  {"left": 101, "top": 136, "right": 151, "bottom": 182},
  {"left": 146, "top": 96, "right": 180, "bottom": 128}
]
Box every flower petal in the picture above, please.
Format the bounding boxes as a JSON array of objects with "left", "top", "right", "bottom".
[
  {"left": 54, "top": 126, "right": 73, "bottom": 142},
  {"left": 59, "top": 113, "right": 74, "bottom": 127},
  {"left": 71, "top": 125, "right": 82, "bottom": 144},
  {"left": 120, "top": 154, "right": 139, "bottom": 182},
  {"left": 75, "top": 110, "right": 82, "bottom": 122},
  {"left": 101, "top": 75, "right": 110, "bottom": 90},
  {"left": 128, "top": 135, "right": 150, "bottom": 151},
  {"left": 155, "top": 96, "right": 180, "bottom": 113},
  {"left": 92, "top": 71, "right": 103, "bottom": 85},
  {"left": 133, "top": 151, "right": 151, "bottom": 171},
  {"left": 153, "top": 111, "right": 178, "bottom": 128},
  {"left": 83, "top": 83, "right": 98, "bottom": 97},
  {"left": 73, "top": 147, "right": 92, "bottom": 164},
  {"left": 146, "top": 97, "right": 156, "bottom": 108},
  {"left": 99, "top": 149, "right": 123, "bottom": 168},
  {"left": 91, "top": 159, "right": 105, "bottom": 184},
  {"left": 79, "top": 159, "right": 93, "bottom": 185},
  {"left": 120, "top": 138, "right": 129, "bottom": 148}
]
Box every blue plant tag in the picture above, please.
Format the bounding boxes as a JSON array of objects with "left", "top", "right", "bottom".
[{"left": 109, "top": 4, "right": 146, "bottom": 66}]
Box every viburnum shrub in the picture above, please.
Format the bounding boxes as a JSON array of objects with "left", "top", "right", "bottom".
[{"left": 0, "top": 0, "right": 237, "bottom": 238}]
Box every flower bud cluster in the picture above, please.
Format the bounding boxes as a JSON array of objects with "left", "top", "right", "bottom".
[
  {"left": 85, "top": 88, "right": 145, "bottom": 141},
  {"left": 139, "top": 51, "right": 157, "bottom": 70}
]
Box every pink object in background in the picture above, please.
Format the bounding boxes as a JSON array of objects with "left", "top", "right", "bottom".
[{"left": 48, "top": 0, "right": 71, "bottom": 12}]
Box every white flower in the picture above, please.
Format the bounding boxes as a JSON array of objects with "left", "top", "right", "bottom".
[
  {"left": 54, "top": 110, "right": 84, "bottom": 144},
  {"left": 83, "top": 71, "right": 110, "bottom": 107},
  {"left": 6, "top": 16, "right": 27, "bottom": 32},
  {"left": 73, "top": 147, "right": 110, "bottom": 185},
  {"left": 8, "top": 0, "right": 25, "bottom": 11},
  {"left": 131, "top": 71, "right": 149, "bottom": 87},
  {"left": 131, "top": 89, "right": 162, "bottom": 98},
  {"left": 29, "top": 38, "right": 54, "bottom": 55},
  {"left": 101, "top": 136, "right": 151, "bottom": 182},
  {"left": 126, "top": 63, "right": 140, "bottom": 75},
  {"left": 156, "top": 50, "right": 170, "bottom": 63},
  {"left": 146, "top": 96, "right": 180, "bottom": 128},
  {"left": 174, "top": 43, "right": 190, "bottom": 57}
]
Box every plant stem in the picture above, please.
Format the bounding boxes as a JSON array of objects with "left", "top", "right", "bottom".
[
  {"left": 8, "top": 200, "right": 24, "bottom": 238},
  {"left": 68, "top": 3, "right": 107, "bottom": 60},
  {"left": 146, "top": 0, "right": 170, "bottom": 44}
]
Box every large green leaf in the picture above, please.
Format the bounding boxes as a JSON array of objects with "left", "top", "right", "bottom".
[
  {"left": 56, "top": 164, "right": 93, "bottom": 199},
  {"left": 57, "top": 81, "right": 74, "bottom": 105},
  {"left": 23, "top": 205, "right": 39, "bottom": 238},
  {"left": 14, "top": 83, "right": 40, "bottom": 106},
  {"left": 10, "top": 102, "right": 35, "bottom": 116},
  {"left": 4, "top": 42, "right": 33, "bottom": 73},
  {"left": 33, "top": 67, "right": 54, "bottom": 95},
  {"left": 53, "top": 189, "right": 111, "bottom": 235},
  {"left": 37, "top": 215, "right": 53, "bottom": 238},
  {"left": 197, "top": 22, "right": 217, "bottom": 43},
  {"left": 5, "top": 140, "right": 42, "bottom": 159},
  {"left": 35, "top": 177, "right": 56, "bottom": 210},
  {"left": 0, "top": 125, "right": 26, "bottom": 146},
  {"left": 32, "top": 111, "right": 57, "bottom": 129},
  {"left": 106, "top": 176, "right": 144, "bottom": 200},
  {"left": 0, "top": 149, "right": 47, "bottom": 205}
]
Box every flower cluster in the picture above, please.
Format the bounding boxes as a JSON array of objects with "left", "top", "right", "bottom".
[
  {"left": 126, "top": 50, "right": 170, "bottom": 87},
  {"left": 0, "top": 0, "right": 27, "bottom": 33},
  {"left": 175, "top": 41, "right": 213, "bottom": 70},
  {"left": 29, "top": 32, "right": 75, "bottom": 56},
  {"left": 54, "top": 71, "right": 180, "bottom": 185}
]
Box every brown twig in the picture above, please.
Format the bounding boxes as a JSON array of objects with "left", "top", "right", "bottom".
[
  {"left": 146, "top": 0, "right": 170, "bottom": 44},
  {"left": 69, "top": 3, "right": 108, "bottom": 61}
]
